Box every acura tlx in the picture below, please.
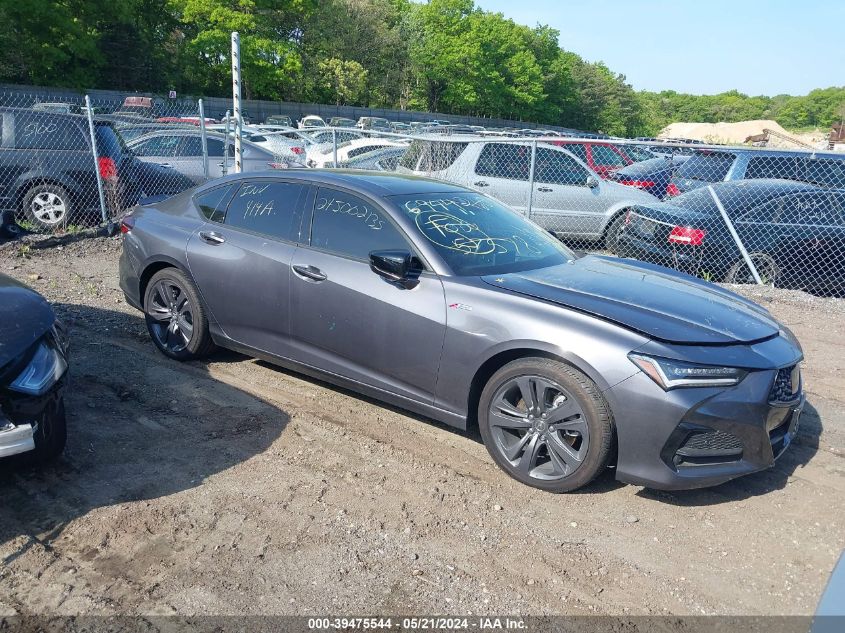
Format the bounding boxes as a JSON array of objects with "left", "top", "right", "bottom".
[{"left": 118, "top": 170, "right": 803, "bottom": 492}]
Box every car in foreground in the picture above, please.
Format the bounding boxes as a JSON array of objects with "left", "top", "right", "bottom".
[
  {"left": 398, "top": 138, "right": 658, "bottom": 249},
  {"left": 617, "top": 179, "right": 845, "bottom": 291},
  {"left": 0, "top": 274, "right": 68, "bottom": 463},
  {"left": 119, "top": 170, "right": 804, "bottom": 492}
]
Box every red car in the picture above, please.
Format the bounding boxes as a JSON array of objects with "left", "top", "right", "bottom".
[{"left": 549, "top": 140, "right": 637, "bottom": 179}]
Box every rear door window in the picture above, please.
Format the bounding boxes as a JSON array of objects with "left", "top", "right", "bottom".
[
  {"left": 194, "top": 185, "right": 236, "bottom": 223},
  {"left": 475, "top": 143, "right": 530, "bottom": 180},
  {"left": 132, "top": 135, "right": 180, "bottom": 157},
  {"left": 677, "top": 152, "right": 736, "bottom": 182},
  {"left": 223, "top": 181, "right": 307, "bottom": 241},
  {"left": 804, "top": 158, "right": 845, "bottom": 188}
]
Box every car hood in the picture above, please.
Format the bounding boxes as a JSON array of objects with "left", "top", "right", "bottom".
[
  {"left": 481, "top": 256, "right": 781, "bottom": 345},
  {"left": 0, "top": 274, "right": 55, "bottom": 369}
]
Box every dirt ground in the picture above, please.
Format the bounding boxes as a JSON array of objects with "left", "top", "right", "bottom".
[{"left": 0, "top": 235, "right": 843, "bottom": 618}]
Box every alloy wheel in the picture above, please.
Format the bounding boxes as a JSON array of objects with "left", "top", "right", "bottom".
[
  {"left": 31, "top": 191, "right": 68, "bottom": 225},
  {"left": 488, "top": 374, "right": 589, "bottom": 481},
  {"left": 146, "top": 279, "right": 195, "bottom": 353}
]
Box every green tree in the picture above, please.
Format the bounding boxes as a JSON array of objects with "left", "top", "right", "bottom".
[{"left": 316, "top": 57, "right": 368, "bottom": 105}]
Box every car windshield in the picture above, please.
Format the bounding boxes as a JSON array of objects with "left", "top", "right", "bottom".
[
  {"left": 677, "top": 152, "right": 736, "bottom": 182},
  {"left": 391, "top": 192, "right": 573, "bottom": 276}
]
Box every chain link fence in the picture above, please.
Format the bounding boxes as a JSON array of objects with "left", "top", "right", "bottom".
[{"left": 2, "top": 89, "right": 844, "bottom": 295}]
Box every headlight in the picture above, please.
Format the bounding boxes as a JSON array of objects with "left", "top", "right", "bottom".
[
  {"left": 9, "top": 337, "right": 67, "bottom": 396},
  {"left": 628, "top": 353, "right": 747, "bottom": 390}
]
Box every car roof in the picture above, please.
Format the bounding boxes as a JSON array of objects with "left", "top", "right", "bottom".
[
  {"left": 690, "top": 147, "right": 845, "bottom": 159},
  {"left": 195, "top": 169, "right": 470, "bottom": 197},
  {"left": 672, "top": 179, "right": 832, "bottom": 210}
]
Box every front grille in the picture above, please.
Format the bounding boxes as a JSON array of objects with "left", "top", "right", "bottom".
[
  {"left": 770, "top": 364, "right": 801, "bottom": 403},
  {"left": 680, "top": 430, "right": 743, "bottom": 453}
]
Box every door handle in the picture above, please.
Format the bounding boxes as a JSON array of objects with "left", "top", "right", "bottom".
[
  {"left": 473, "top": 181, "right": 489, "bottom": 187},
  {"left": 537, "top": 186, "right": 553, "bottom": 192},
  {"left": 160, "top": 163, "right": 174, "bottom": 169},
  {"left": 217, "top": 162, "right": 226, "bottom": 167},
  {"left": 199, "top": 230, "right": 225, "bottom": 245},
  {"left": 292, "top": 265, "right": 327, "bottom": 282}
]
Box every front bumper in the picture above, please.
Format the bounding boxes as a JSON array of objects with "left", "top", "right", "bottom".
[
  {"left": 605, "top": 354, "right": 803, "bottom": 490},
  {"left": 0, "top": 324, "right": 69, "bottom": 459}
]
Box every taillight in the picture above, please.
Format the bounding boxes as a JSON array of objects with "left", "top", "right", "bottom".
[
  {"left": 291, "top": 146, "right": 304, "bottom": 155},
  {"left": 665, "top": 183, "right": 681, "bottom": 197},
  {"left": 618, "top": 180, "right": 655, "bottom": 189},
  {"left": 668, "top": 226, "right": 706, "bottom": 246},
  {"left": 98, "top": 157, "right": 117, "bottom": 181},
  {"left": 120, "top": 215, "right": 135, "bottom": 235}
]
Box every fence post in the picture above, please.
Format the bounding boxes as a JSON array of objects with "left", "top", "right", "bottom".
[
  {"left": 84, "top": 95, "right": 108, "bottom": 224},
  {"left": 198, "top": 99, "right": 209, "bottom": 180},
  {"left": 332, "top": 128, "right": 338, "bottom": 168},
  {"left": 526, "top": 139, "right": 537, "bottom": 219},
  {"left": 222, "top": 110, "right": 230, "bottom": 176},
  {"left": 708, "top": 185, "right": 763, "bottom": 284},
  {"left": 231, "top": 31, "right": 243, "bottom": 173}
]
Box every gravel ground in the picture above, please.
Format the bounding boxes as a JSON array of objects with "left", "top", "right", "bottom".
[{"left": 0, "top": 235, "right": 843, "bottom": 617}]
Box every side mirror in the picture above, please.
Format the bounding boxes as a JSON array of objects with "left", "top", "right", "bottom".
[
  {"left": 586, "top": 175, "right": 600, "bottom": 189},
  {"left": 369, "top": 250, "right": 419, "bottom": 282}
]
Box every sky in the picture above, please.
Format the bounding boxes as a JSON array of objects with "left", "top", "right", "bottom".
[{"left": 474, "top": 0, "right": 845, "bottom": 96}]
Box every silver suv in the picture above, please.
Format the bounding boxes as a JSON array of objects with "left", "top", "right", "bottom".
[{"left": 398, "top": 138, "right": 658, "bottom": 246}]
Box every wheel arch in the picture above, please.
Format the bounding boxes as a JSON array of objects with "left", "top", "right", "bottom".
[
  {"left": 465, "top": 344, "right": 612, "bottom": 436},
  {"left": 138, "top": 256, "right": 192, "bottom": 303}
]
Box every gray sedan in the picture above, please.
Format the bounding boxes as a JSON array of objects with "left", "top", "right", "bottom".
[{"left": 118, "top": 171, "right": 804, "bottom": 492}]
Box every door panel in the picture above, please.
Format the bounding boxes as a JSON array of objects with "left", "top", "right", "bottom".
[
  {"left": 289, "top": 249, "right": 446, "bottom": 402},
  {"left": 185, "top": 180, "right": 307, "bottom": 356}
]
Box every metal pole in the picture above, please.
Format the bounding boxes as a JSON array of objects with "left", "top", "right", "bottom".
[
  {"left": 85, "top": 95, "right": 108, "bottom": 223},
  {"left": 526, "top": 140, "right": 537, "bottom": 219},
  {"left": 708, "top": 185, "right": 763, "bottom": 284},
  {"left": 231, "top": 31, "right": 243, "bottom": 173},
  {"left": 332, "top": 128, "right": 338, "bottom": 168},
  {"left": 198, "top": 99, "right": 209, "bottom": 180},
  {"left": 222, "top": 110, "right": 230, "bottom": 176}
]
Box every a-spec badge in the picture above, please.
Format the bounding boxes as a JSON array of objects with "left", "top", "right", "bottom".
[{"left": 448, "top": 303, "right": 473, "bottom": 312}]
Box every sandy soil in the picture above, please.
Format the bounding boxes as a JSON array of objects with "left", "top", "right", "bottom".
[{"left": 0, "top": 235, "right": 843, "bottom": 617}]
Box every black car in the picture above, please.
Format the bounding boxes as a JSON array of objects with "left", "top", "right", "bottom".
[
  {"left": 0, "top": 107, "right": 191, "bottom": 230},
  {"left": 0, "top": 274, "right": 69, "bottom": 463},
  {"left": 618, "top": 179, "right": 845, "bottom": 291},
  {"left": 610, "top": 155, "right": 689, "bottom": 200}
]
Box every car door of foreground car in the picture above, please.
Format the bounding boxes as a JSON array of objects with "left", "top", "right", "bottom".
[
  {"left": 185, "top": 179, "right": 308, "bottom": 357},
  {"left": 289, "top": 186, "right": 447, "bottom": 403},
  {"left": 531, "top": 146, "right": 608, "bottom": 237}
]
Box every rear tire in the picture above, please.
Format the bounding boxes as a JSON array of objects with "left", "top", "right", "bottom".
[
  {"left": 144, "top": 268, "right": 216, "bottom": 361},
  {"left": 478, "top": 358, "right": 613, "bottom": 493},
  {"left": 724, "top": 253, "right": 779, "bottom": 285},
  {"left": 20, "top": 184, "right": 73, "bottom": 231}
]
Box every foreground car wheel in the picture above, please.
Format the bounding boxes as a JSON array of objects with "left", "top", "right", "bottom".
[
  {"left": 144, "top": 268, "right": 216, "bottom": 361},
  {"left": 20, "top": 400, "right": 67, "bottom": 465},
  {"left": 478, "top": 359, "right": 613, "bottom": 492},
  {"left": 21, "top": 184, "right": 72, "bottom": 230}
]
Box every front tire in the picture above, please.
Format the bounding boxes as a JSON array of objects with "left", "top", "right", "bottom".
[
  {"left": 478, "top": 358, "right": 613, "bottom": 492},
  {"left": 24, "top": 400, "right": 67, "bottom": 464},
  {"left": 144, "top": 268, "right": 216, "bottom": 361}
]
